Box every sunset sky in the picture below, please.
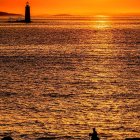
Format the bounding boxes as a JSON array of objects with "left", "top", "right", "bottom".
[{"left": 0, "top": 0, "right": 140, "bottom": 15}]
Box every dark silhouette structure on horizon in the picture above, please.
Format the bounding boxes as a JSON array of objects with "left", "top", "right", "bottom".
[
  {"left": 25, "top": 2, "right": 31, "bottom": 23},
  {"left": 89, "top": 128, "right": 100, "bottom": 140}
]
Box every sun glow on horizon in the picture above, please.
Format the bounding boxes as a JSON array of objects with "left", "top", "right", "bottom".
[
  {"left": 0, "top": 0, "right": 140, "bottom": 15},
  {"left": 93, "top": 16, "right": 111, "bottom": 29}
]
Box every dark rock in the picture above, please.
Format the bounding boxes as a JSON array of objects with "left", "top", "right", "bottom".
[
  {"left": 125, "top": 138, "right": 140, "bottom": 140},
  {"left": 1, "top": 136, "right": 14, "bottom": 140}
]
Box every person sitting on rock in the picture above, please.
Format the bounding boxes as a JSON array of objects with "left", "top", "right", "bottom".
[{"left": 89, "top": 128, "right": 100, "bottom": 140}]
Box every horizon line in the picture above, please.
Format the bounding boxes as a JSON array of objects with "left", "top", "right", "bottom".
[{"left": 1, "top": 11, "right": 140, "bottom": 17}]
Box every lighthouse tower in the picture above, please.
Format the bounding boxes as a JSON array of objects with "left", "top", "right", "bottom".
[{"left": 25, "top": 2, "right": 31, "bottom": 23}]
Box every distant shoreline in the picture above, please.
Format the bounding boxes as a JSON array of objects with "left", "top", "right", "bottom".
[{"left": 0, "top": 11, "right": 22, "bottom": 17}]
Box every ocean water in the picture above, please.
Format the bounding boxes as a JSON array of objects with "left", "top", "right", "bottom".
[{"left": 0, "top": 16, "right": 140, "bottom": 140}]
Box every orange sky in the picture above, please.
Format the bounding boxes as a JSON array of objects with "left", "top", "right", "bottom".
[{"left": 0, "top": 0, "right": 140, "bottom": 15}]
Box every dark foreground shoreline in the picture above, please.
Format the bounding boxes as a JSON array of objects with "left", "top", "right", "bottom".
[{"left": 1, "top": 136, "right": 140, "bottom": 140}]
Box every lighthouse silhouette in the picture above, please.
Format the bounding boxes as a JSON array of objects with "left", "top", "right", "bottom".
[{"left": 25, "top": 2, "right": 31, "bottom": 23}]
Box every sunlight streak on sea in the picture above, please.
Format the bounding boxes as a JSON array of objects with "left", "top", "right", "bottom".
[{"left": 0, "top": 16, "right": 140, "bottom": 140}]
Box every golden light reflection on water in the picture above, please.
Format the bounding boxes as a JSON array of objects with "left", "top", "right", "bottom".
[
  {"left": 0, "top": 16, "right": 140, "bottom": 140},
  {"left": 94, "top": 15, "right": 111, "bottom": 29}
]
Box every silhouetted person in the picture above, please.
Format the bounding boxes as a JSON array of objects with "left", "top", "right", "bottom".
[
  {"left": 25, "top": 2, "right": 31, "bottom": 23},
  {"left": 1, "top": 136, "right": 14, "bottom": 140},
  {"left": 89, "top": 128, "right": 100, "bottom": 140}
]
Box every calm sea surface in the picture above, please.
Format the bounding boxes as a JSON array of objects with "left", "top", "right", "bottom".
[{"left": 0, "top": 16, "right": 140, "bottom": 140}]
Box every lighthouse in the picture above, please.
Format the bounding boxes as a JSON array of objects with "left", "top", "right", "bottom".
[{"left": 25, "top": 2, "right": 31, "bottom": 23}]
